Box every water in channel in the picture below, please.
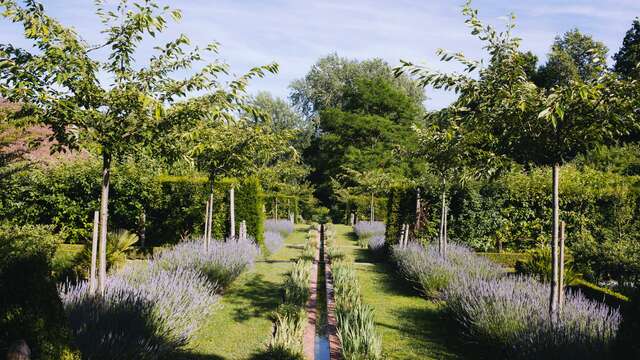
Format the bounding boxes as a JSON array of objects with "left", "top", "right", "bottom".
[{"left": 314, "top": 224, "right": 330, "bottom": 360}]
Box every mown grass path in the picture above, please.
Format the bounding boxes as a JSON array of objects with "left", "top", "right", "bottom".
[
  {"left": 331, "top": 224, "right": 473, "bottom": 360},
  {"left": 185, "top": 224, "right": 309, "bottom": 359}
]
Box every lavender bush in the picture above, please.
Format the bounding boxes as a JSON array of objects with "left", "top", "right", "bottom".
[
  {"left": 264, "top": 231, "right": 285, "bottom": 255},
  {"left": 367, "top": 235, "right": 385, "bottom": 253},
  {"left": 154, "top": 237, "right": 259, "bottom": 288},
  {"left": 60, "top": 264, "right": 219, "bottom": 359},
  {"left": 392, "top": 242, "right": 502, "bottom": 298},
  {"left": 265, "top": 219, "right": 294, "bottom": 237},
  {"left": 353, "top": 221, "right": 385, "bottom": 239},
  {"left": 443, "top": 275, "right": 621, "bottom": 359},
  {"left": 114, "top": 263, "right": 220, "bottom": 341}
]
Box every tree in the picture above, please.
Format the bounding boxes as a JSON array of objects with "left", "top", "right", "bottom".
[
  {"left": 335, "top": 167, "right": 396, "bottom": 222},
  {"left": 535, "top": 29, "right": 608, "bottom": 88},
  {"left": 248, "top": 91, "right": 312, "bottom": 151},
  {"left": 303, "top": 74, "right": 422, "bottom": 219},
  {"left": 289, "top": 53, "right": 425, "bottom": 121},
  {"left": 397, "top": 1, "right": 636, "bottom": 317},
  {"left": 614, "top": 18, "right": 640, "bottom": 80},
  {"left": 412, "top": 119, "right": 468, "bottom": 256},
  {"left": 0, "top": 0, "right": 276, "bottom": 294}
]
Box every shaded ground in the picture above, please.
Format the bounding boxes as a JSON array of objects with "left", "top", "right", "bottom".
[
  {"left": 332, "top": 224, "right": 475, "bottom": 360},
  {"left": 186, "top": 224, "right": 309, "bottom": 359}
]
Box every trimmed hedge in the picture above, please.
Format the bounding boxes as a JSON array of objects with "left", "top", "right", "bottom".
[
  {"left": 1, "top": 160, "right": 267, "bottom": 247},
  {"left": 232, "top": 176, "right": 265, "bottom": 246}
]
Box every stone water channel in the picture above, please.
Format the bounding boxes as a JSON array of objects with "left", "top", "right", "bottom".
[{"left": 304, "top": 224, "right": 340, "bottom": 360}]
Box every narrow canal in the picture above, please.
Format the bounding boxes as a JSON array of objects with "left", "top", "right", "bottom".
[{"left": 314, "top": 224, "right": 330, "bottom": 360}]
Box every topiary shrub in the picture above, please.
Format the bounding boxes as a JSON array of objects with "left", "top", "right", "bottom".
[{"left": 234, "top": 176, "right": 266, "bottom": 247}]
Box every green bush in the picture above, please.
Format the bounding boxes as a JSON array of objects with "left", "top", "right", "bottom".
[
  {"left": 514, "top": 247, "right": 578, "bottom": 285},
  {"left": 233, "top": 176, "right": 266, "bottom": 246},
  {"left": 0, "top": 159, "right": 267, "bottom": 248},
  {"left": 71, "top": 230, "right": 139, "bottom": 279},
  {"left": 0, "top": 223, "right": 78, "bottom": 359}
]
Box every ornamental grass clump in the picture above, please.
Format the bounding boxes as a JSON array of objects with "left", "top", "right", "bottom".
[
  {"left": 443, "top": 275, "right": 621, "bottom": 359},
  {"left": 283, "top": 259, "right": 312, "bottom": 306},
  {"left": 154, "top": 237, "right": 259, "bottom": 288},
  {"left": 264, "top": 231, "right": 285, "bottom": 255},
  {"left": 263, "top": 304, "right": 307, "bottom": 360},
  {"left": 332, "top": 261, "right": 382, "bottom": 360},
  {"left": 265, "top": 219, "right": 295, "bottom": 237},
  {"left": 353, "top": 221, "right": 385, "bottom": 239},
  {"left": 60, "top": 264, "right": 219, "bottom": 359}
]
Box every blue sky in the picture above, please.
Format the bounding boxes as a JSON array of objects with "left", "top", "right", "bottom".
[{"left": 1, "top": 0, "right": 639, "bottom": 109}]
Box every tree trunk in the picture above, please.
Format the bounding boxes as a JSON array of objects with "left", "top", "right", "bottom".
[
  {"left": 230, "top": 186, "right": 235, "bottom": 239},
  {"left": 443, "top": 201, "right": 448, "bottom": 258},
  {"left": 370, "top": 193, "right": 375, "bottom": 222},
  {"left": 89, "top": 210, "right": 99, "bottom": 294},
  {"left": 550, "top": 163, "right": 560, "bottom": 318},
  {"left": 439, "top": 187, "right": 446, "bottom": 256},
  {"left": 559, "top": 220, "right": 566, "bottom": 313},
  {"left": 139, "top": 211, "right": 146, "bottom": 248},
  {"left": 98, "top": 153, "right": 111, "bottom": 296},
  {"left": 275, "top": 197, "right": 278, "bottom": 221}
]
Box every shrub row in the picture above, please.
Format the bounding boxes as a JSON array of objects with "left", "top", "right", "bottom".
[
  {"left": 1, "top": 159, "right": 267, "bottom": 247},
  {"left": 384, "top": 162, "right": 640, "bottom": 287},
  {"left": 392, "top": 242, "right": 621, "bottom": 359}
]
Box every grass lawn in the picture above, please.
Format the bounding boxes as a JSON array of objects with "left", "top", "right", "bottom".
[
  {"left": 184, "top": 224, "right": 310, "bottom": 359},
  {"left": 331, "top": 224, "right": 474, "bottom": 360}
]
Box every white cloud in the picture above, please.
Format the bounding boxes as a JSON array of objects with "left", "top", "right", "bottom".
[{"left": 0, "top": 0, "right": 638, "bottom": 109}]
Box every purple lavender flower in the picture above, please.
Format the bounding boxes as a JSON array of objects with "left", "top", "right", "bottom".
[
  {"left": 368, "top": 235, "right": 385, "bottom": 252},
  {"left": 154, "top": 237, "right": 259, "bottom": 288},
  {"left": 264, "top": 231, "right": 285, "bottom": 254},
  {"left": 353, "top": 221, "right": 386, "bottom": 238},
  {"left": 265, "top": 219, "right": 295, "bottom": 237}
]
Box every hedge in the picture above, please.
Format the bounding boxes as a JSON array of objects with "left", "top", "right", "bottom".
[
  {"left": 1, "top": 159, "right": 267, "bottom": 247},
  {"left": 232, "top": 176, "right": 265, "bottom": 246}
]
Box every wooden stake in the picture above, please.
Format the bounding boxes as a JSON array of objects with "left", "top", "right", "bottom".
[
  {"left": 370, "top": 193, "right": 375, "bottom": 222},
  {"left": 405, "top": 223, "right": 410, "bottom": 246},
  {"left": 89, "top": 210, "right": 99, "bottom": 295},
  {"left": 230, "top": 186, "right": 236, "bottom": 239},
  {"left": 550, "top": 164, "right": 560, "bottom": 318},
  {"left": 204, "top": 199, "right": 210, "bottom": 250},
  {"left": 415, "top": 188, "right": 422, "bottom": 231},
  {"left": 559, "top": 221, "right": 566, "bottom": 313}
]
